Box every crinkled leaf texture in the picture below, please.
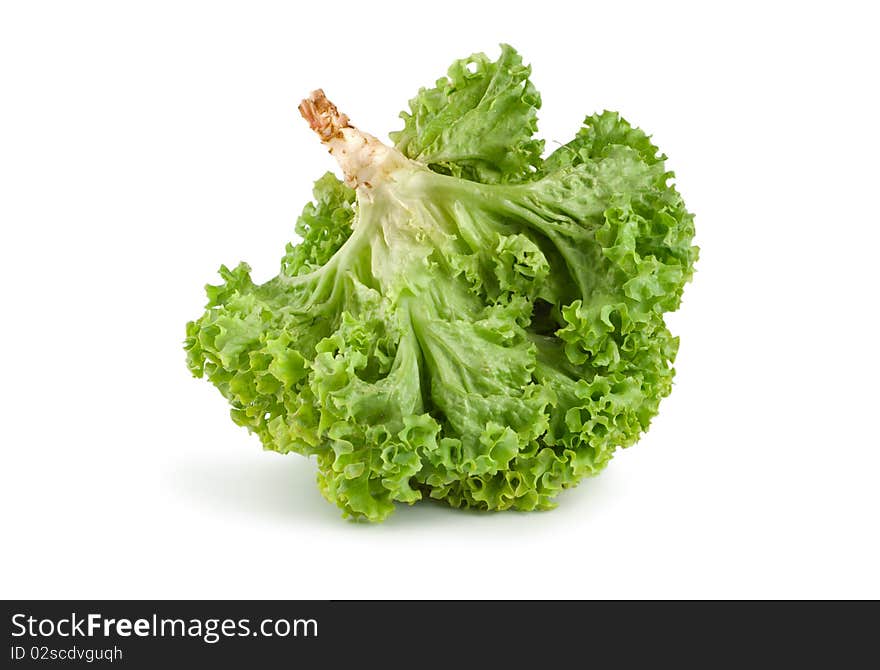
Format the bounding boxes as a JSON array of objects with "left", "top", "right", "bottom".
[
  {"left": 185, "top": 46, "right": 698, "bottom": 521},
  {"left": 390, "top": 43, "right": 543, "bottom": 184}
]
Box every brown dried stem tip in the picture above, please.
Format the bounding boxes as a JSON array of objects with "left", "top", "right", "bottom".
[
  {"left": 298, "top": 89, "right": 351, "bottom": 142},
  {"left": 298, "top": 89, "right": 406, "bottom": 189}
]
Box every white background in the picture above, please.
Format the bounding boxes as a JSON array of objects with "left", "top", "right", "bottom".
[{"left": 2, "top": 1, "right": 878, "bottom": 599}]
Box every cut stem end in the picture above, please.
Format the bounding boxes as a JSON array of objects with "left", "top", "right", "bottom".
[{"left": 298, "top": 89, "right": 351, "bottom": 142}]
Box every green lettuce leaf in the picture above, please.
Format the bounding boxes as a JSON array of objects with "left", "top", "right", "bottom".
[
  {"left": 390, "top": 43, "right": 543, "bottom": 184},
  {"left": 281, "top": 172, "right": 355, "bottom": 277}
]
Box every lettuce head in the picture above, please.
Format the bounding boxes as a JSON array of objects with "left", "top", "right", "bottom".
[{"left": 185, "top": 45, "right": 698, "bottom": 521}]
